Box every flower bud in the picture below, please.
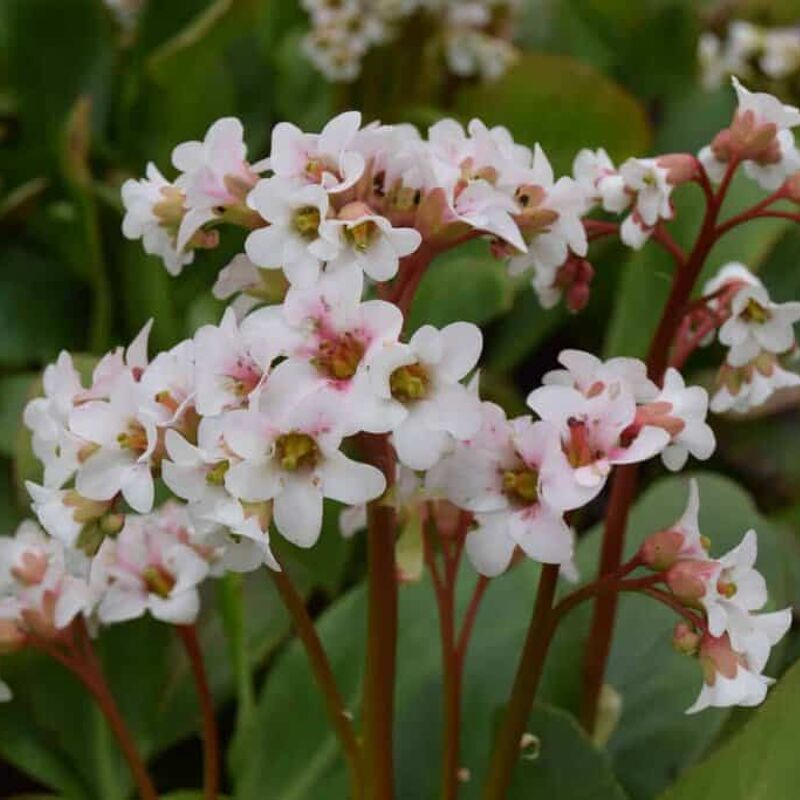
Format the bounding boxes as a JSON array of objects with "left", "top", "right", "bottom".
[
  {"left": 672, "top": 622, "right": 701, "bottom": 656},
  {"left": 665, "top": 559, "right": 717, "bottom": 606},
  {"left": 640, "top": 529, "right": 686, "bottom": 571},
  {"left": 784, "top": 171, "right": 800, "bottom": 203},
  {"left": 657, "top": 154, "right": 698, "bottom": 186}
]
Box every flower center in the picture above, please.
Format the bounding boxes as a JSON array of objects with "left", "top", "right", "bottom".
[
  {"left": 142, "top": 565, "right": 176, "bottom": 599},
  {"left": 226, "top": 357, "right": 262, "bottom": 398},
  {"left": 206, "top": 460, "right": 230, "bottom": 486},
  {"left": 716, "top": 578, "right": 737, "bottom": 598},
  {"left": 117, "top": 420, "right": 149, "bottom": 454},
  {"left": 741, "top": 298, "right": 771, "bottom": 324},
  {"left": 275, "top": 432, "right": 319, "bottom": 471},
  {"left": 390, "top": 363, "right": 430, "bottom": 402},
  {"left": 346, "top": 220, "right": 378, "bottom": 252},
  {"left": 314, "top": 333, "right": 365, "bottom": 380},
  {"left": 502, "top": 467, "right": 539, "bottom": 506},
  {"left": 292, "top": 206, "right": 322, "bottom": 240},
  {"left": 153, "top": 186, "right": 186, "bottom": 230}
]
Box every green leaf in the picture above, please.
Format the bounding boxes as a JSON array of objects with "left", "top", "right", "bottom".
[
  {"left": 550, "top": 472, "right": 797, "bottom": 800},
  {"left": 407, "top": 241, "right": 515, "bottom": 333},
  {"left": 5, "top": 0, "right": 108, "bottom": 175},
  {"left": 454, "top": 51, "right": 651, "bottom": 174},
  {"left": 658, "top": 658, "right": 800, "bottom": 800},
  {"left": 0, "top": 247, "right": 90, "bottom": 369},
  {"left": 0, "top": 373, "right": 37, "bottom": 457},
  {"left": 505, "top": 704, "right": 628, "bottom": 799}
]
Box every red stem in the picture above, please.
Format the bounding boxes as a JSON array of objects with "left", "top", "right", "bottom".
[
  {"left": 580, "top": 158, "right": 742, "bottom": 733},
  {"left": 177, "top": 626, "right": 219, "bottom": 800},
  {"left": 361, "top": 434, "right": 399, "bottom": 800},
  {"left": 482, "top": 564, "right": 560, "bottom": 799},
  {"left": 37, "top": 625, "right": 159, "bottom": 800}
]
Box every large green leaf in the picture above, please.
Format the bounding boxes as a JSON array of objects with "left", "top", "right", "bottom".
[
  {"left": 658, "top": 658, "right": 800, "bottom": 800},
  {"left": 407, "top": 240, "right": 515, "bottom": 333},
  {"left": 454, "top": 52, "right": 651, "bottom": 174}
]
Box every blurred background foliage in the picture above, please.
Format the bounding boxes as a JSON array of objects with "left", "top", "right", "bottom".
[{"left": 3, "top": 0, "right": 800, "bottom": 798}]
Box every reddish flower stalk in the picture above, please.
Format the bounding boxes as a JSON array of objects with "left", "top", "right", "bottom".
[
  {"left": 34, "top": 621, "right": 159, "bottom": 800},
  {"left": 580, "top": 159, "right": 742, "bottom": 734},
  {"left": 177, "top": 625, "right": 219, "bottom": 800},
  {"left": 423, "top": 510, "right": 488, "bottom": 800}
]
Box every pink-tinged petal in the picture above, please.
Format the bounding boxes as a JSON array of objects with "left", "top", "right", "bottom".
[
  {"left": 270, "top": 122, "right": 307, "bottom": 176},
  {"left": 149, "top": 590, "right": 200, "bottom": 625},
  {"left": 273, "top": 478, "right": 324, "bottom": 547},
  {"left": 320, "top": 452, "right": 385, "bottom": 505},
  {"left": 465, "top": 513, "right": 516, "bottom": 577}
]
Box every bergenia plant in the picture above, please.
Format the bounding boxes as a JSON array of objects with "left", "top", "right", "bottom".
[{"left": 5, "top": 75, "right": 800, "bottom": 800}]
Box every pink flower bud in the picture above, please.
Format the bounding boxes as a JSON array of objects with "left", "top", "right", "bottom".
[
  {"left": 784, "top": 172, "right": 800, "bottom": 203},
  {"left": 640, "top": 529, "right": 686, "bottom": 571},
  {"left": 665, "top": 559, "right": 717, "bottom": 606},
  {"left": 657, "top": 154, "right": 698, "bottom": 186},
  {"left": 337, "top": 200, "right": 375, "bottom": 221},
  {"left": 672, "top": 622, "right": 701, "bottom": 656},
  {"left": 698, "top": 632, "right": 740, "bottom": 684}
]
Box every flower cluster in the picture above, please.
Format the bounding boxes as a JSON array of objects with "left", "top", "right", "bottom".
[
  {"left": 301, "top": 0, "right": 519, "bottom": 83},
  {"left": 428, "top": 350, "right": 715, "bottom": 576},
  {"left": 700, "top": 21, "right": 800, "bottom": 92},
  {"left": 16, "top": 89, "right": 800, "bottom": 720},
  {"left": 699, "top": 263, "right": 800, "bottom": 413},
  {"left": 638, "top": 480, "right": 791, "bottom": 713}
]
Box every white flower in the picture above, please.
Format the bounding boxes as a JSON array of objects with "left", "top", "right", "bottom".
[
  {"left": 686, "top": 631, "right": 775, "bottom": 714},
  {"left": 718, "top": 284, "right": 800, "bottom": 367},
  {"left": 452, "top": 179, "right": 527, "bottom": 252},
  {"left": 369, "top": 322, "right": 483, "bottom": 470},
  {"left": 269, "top": 111, "right": 365, "bottom": 193},
  {"left": 245, "top": 177, "right": 339, "bottom": 287},
  {"left": 25, "top": 483, "right": 114, "bottom": 550},
  {"left": 542, "top": 349, "right": 658, "bottom": 403},
  {"left": 122, "top": 163, "right": 194, "bottom": 275},
  {"left": 23, "top": 352, "right": 84, "bottom": 488},
  {"left": 318, "top": 207, "right": 421, "bottom": 282},
  {"left": 139, "top": 338, "right": 196, "bottom": 426},
  {"left": 642, "top": 368, "right": 716, "bottom": 471},
  {"left": 427, "top": 402, "right": 577, "bottom": 576},
  {"left": 67, "top": 375, "right": 158, "bottom": 514},
  {"left": 91, "top": 515, "right": 209, "bottom": 625},
  {"left": 700, "top": 78, "right": 800, "bottom": 191},
  {"left": 703, "top": 261, "right": 763, "bottom": 299},
  {"left": 711, "top": 354, "right": 800, "bottom": 414},
  {"left": 242, "top": 266, "right": 403, "bottom": 435},
  {"left": 193, "top": 307, "right": 274, "bottom": 416},
  {"left": 0, "top": 522, "right": 92, "bottom": 633},
  {"left": 527, "top": 379, "right": 669, "bottom": 506},
  {"left": 508, "top": 145, "right": 588, "bottom": 306},
  {"left": 222, "top": 371, "right": 386, "bottom": 547},
  {"left": 572, "top": 148, "right": 629, "bottom": 213},
  {"left": 618, "top": 158, "right": 674, "bottom": 249},
  {"left": 761, "top": 29, "right": 800, "bottom": 80}
]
